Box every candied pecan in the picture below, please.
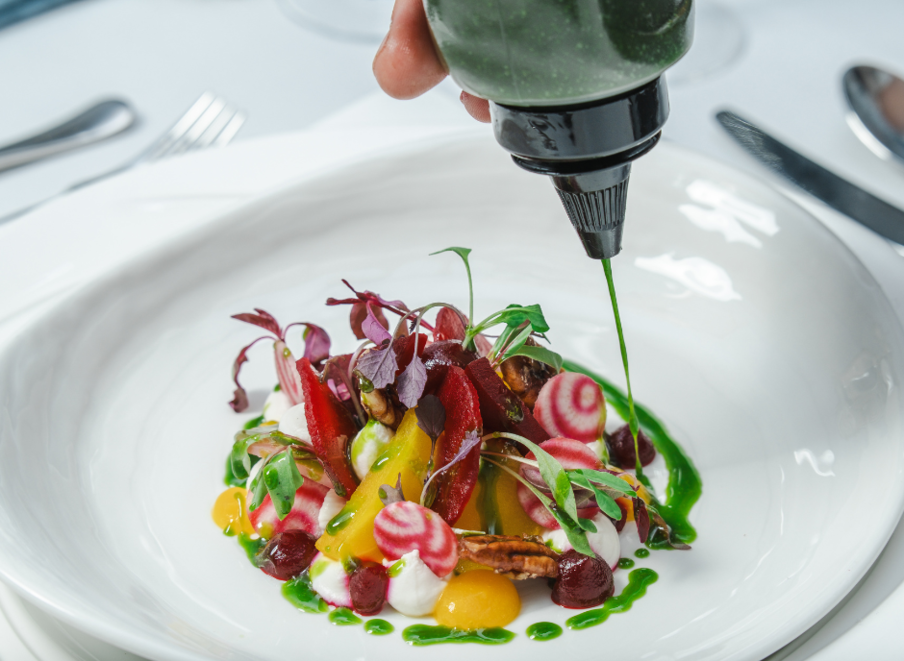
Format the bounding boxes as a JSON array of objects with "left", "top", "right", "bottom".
[
  {"left": 458, "top": 534, "right": 560, "bottom": 580},
  {"left": 500, "top": 341, "right": 559, "bottom": 410}
]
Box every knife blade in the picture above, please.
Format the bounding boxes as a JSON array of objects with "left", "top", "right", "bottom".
[{"left": 716, "top": 110, "right": 904, "bottom": 245}]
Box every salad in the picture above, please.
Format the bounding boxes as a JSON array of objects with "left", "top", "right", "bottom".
[{"left": 212, "top": 248, "right": 700, "bottom": 645}]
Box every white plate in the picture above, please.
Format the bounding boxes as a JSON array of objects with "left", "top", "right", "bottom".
[{"left": 0, "top": 136, "right": 902, "bottom": 661}]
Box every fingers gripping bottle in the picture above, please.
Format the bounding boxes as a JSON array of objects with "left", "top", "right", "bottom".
[{"left": 423, "top": 0, "right": 693, "bottom": 259}]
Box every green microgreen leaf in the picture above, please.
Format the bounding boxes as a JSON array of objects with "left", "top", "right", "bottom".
[
  {"left": 569, "top": 472, "right": 622, "bottom": 521},
  {"left": 263, "top": 449, "right": 306, "bottom": 519},
  {"left": 229, "top": 434, "right": 259, "bottom": 481},
  {"left": 568, "top": 468, "right": 637, "bottom": 496},
  {"left": 503, "top": 344, "right": 564, "bottom": 372},
  {"left": 431, "top": 247, "right": 474, "bottom": 325},
  {"left": 249, "top": 464, "right": 269, "bottom": 511},
  {"left": 511, "top": 436, "right": 579, "bottom": 523}
]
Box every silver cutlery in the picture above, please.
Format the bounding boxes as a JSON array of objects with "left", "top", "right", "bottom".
[
  {"left": 716, "top": 109, "right": 904, "bottom": 245},
  {"left": 0, "top": 92, "right": 246, "bottom": 225},
  {"left": 0, "top": 99, "right": 135, "bottom": 173},
  {"left": 842, "top": 64, "right": 904, "bottom": 164}
]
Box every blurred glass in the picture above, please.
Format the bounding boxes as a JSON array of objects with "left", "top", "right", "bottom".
[{"left": 274, "top": 0, "right": 394, "bottom": 43}]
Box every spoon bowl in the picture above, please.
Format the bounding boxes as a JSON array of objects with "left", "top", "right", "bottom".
[{"left": 842, "top": 64, "right": 904, "bottom": 163}]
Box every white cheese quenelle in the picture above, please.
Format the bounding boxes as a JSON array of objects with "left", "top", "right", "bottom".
[
  {"left": 542, "top": 513, "right": 620, "bottom": 569},
  {"left": 317, "top": 490, "right": 347, "bottom": 532},
  {"left": 385, "top": 550, "right": 449, "bottom": 617},
  {"left": 278, "top": 402, "right": 311, "bottom": 442},
  {"left": 263, "top": 389, "right": 293, "bottom": 423},
  {"left": 349, "top": 419, "right": 394, "bottom": 480},
  {"left": 309, "top": 553, "right": 352, "bottom": 608}
]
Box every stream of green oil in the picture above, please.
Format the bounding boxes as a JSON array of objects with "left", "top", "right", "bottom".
[{"left": 565, "top": 568, "right": 659, "bottom": 630}]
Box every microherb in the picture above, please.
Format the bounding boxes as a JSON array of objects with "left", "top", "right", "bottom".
[
  {"left": 430, "top": 247, "right": 474, "bottom": 325},
  {"left": 355, "top": 340, "right": 399, "bottom": 390},
  {"left": 420, "top": 430, "right": 482, "bottom": 508},
  {"left": 415, "top": 395, "right": 446, "bottom": 471},
  {"left": 247, "top": 446, "right": 308, "bottom": 519},
  {"left": 230, "top": 308, "right": 331, "bottom": 412},
  {"left": 396, "top": 334, "right": 428, "bottom": 408},
  {"left": 378, "top": 474, "right": 405, "bottom": 506},
  {"left": 325, "top": 280, "right": 416, "bottom": 340}
]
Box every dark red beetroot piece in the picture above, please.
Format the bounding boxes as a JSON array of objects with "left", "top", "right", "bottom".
[
  {"left": 607, "top": 424, "right": 656, "bottom": 468},
  {"left": 297, "top": 357, "right": 360, "bottom": 497},
  {"left": 422, "top": 340, "right": 479, "bottom": 394},
  {"left": 434, "top": 307, "right": 467, "bottom": 341},
  {"left": 430, "top": 366, "right": 483, "bottom": 525},
  {"left": 465, "top": 358, "right": 551, "bottom": 445},
  {"left": 349, "top": 562, "right": 389, "bottom": 615},
  {"left": 609, "top": 498, "right": 629, "bottom": 533},
  {"left": 254, "top": 531, "right": 318, "bottom": 581},
  {"left": 551, "top": 549, "right": 614, "bottom": 608}
]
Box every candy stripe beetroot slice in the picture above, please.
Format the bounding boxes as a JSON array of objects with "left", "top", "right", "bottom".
[
  {"left": 297, "top": 357, "right": 359, "bottom": 497},
  {"left": 517, "top": 437, "right": 602, "bottom": 530},
  {"left": 533, "top": 373, "right": 605, "bottom": 443},
  {"left": 464, "top": 358, "right": 550, "bottom": 445},
  {"left": 373, "top": 501, "right": 458, "bottom": 577},
  {"left": 430, "top": 366, "right": 483, "bottom": 525},
  {"left": 248, "top": 481, "right": 330, "bottom": 537}
]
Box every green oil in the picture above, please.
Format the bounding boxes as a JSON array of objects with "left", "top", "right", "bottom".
[
  {"left": 618, "top": 557, "right": 636, "bottom": 569},
  {"left": 326, "top": 504, "right": 356, "bottom": 535},
  {"left": 566, "top": 568, "right": 659, "bottom": 630},
  {"left": 563, "top": 360, "right": 702, "bottom": 548},
  {"left": 365, "top": 619, "right": 395, "bottom": 635},
  {"left": 329, "top": 607, "right": 363, "bottom": 626},
  {"left": 237, "top": 533, "right": 266, "bottom": 565},
  {"left": 401, "top": 625, "right": 515, "bottom": 645},
  {"left": 526, "top": 622, "right": 562, "bottom": 641},
  {"left": 282, "top": 574, "right": 328, "bottom": 614},
  {"left": 634, "top": 548, "right": 650, "bottom": 559}
]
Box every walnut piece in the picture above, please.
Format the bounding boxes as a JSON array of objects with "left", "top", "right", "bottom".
[
  {"left": 500, "top": 342, "right": 559, "bottom": 409},
  {"left": 458, "top": 534, "right": 560, "bottom": 580}
]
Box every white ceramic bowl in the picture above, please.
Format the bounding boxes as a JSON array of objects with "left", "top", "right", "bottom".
[{"left": 0, "top": 137, "right": 902, "bottom": 661}]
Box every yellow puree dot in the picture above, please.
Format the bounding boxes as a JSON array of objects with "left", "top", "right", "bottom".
[
  {"left": 212, "top": 487, "right": 255, "bottom": 536},
  {"left": 434, "top": 570, "right": 520, "bottom": 630}
]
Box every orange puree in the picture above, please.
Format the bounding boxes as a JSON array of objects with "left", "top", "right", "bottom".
[
  {"left": 434, "top": 570, "right": 520, "bottom": 629},
  {"left": 212, "top": 487, "right": 255, "bottom": 536}
]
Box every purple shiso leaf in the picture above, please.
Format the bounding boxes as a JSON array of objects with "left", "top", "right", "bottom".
[
  {"left": 355, "top": 342, "right": 399, "bottom": 390},
  {"left": 229, "top": 335, "right": 270, "bottom": 412},
  {"left": 415, "top": 395, "right": 446, "bottom": 442},
  {"left": 361, "top": 303, "right": 392, "bottom": 345},
  {"left": 396, "top": 354, "right": 427, "bottom": 408},
  {"left": 301, "top": 323, "right": 331, "bottom": 365},
  {"left": 232, "top": 310, "right": 282, "bottom": 339},
  {"left": 274, "top": 340, "right": 304, "bottom": 405},
  {"left": 634, "top": 496, "right": 651, "bottom": 544}
]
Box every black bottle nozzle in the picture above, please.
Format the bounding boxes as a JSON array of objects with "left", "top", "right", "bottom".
[{"left": 490, "top": 77, "right": 669, "bottom": 259}]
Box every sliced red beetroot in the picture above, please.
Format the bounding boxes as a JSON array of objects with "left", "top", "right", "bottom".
[
  {"left": 373, "top": 501, "right": 458, "bottom": 577},
  {"left": 393, "top": 332, "right": 429, "bottom": 378},
  {"left": 297, "top": 357, "right": 359, "bottom": 497},
  {"left": 533, "top": 373, "right": 605, "bottom": 443},
  {"left": 434, "top": 307, "right": 467, "bottom": 341},
  {"left": 248, "top": 480, "right": 329, "bottom": 537},
  {"left": 422, "top": 340, "right": 478, "bottom": 394},
  {"left": 517, "top": 437, "right": 602, "bottom": 529},
  {"left": 464, "top": 358, "right": 550, "bottom": 445},
  {"left": 430, "top": 366, "right": 483, "bottom": 524}
]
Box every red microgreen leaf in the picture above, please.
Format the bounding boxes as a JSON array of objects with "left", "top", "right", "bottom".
[
  {"left": 421, "top": 430, "right": 482, "bottom": 505},
  {"left": 300, "top": 323, "right": 331, "bottom": 365},
  {"left": 229, "top": 335, "right": 270, "bottom": 412},
  {"left": 378, "top": 474, "right": 405, "bottom": 506},
  {"left": 361, "top": 303, "right": 392, "bottom": 345},
  {"left": 397, "top": 355, "right": 427, "bottom": 408},
  {"left": 355, "top": 342, "right": 399, "bottom": 390},
  {"left": 414, "top": 395, "right": 446, "bottom": 442},
  {"left": 232, "top": 310, "right": 282, "bottom": 338},
  {"left": 634, "top": 496, "right": 651, "bottom": 544}
]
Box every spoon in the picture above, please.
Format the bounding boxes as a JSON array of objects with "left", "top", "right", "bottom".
[
  {"left": 842, "top": 65, "right": 904, "bottom": 164},
  {"left": 0, "top": 99, "right": 136, "bottom": 174}
]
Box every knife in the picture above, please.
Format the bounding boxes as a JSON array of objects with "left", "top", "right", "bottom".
[{"left": 716, "top": 110, "right": 904, "bottom": 245}]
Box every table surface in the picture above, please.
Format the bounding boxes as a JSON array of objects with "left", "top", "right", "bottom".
[{"left": 1, "top": 0, "right": 904, "bottom": 659}]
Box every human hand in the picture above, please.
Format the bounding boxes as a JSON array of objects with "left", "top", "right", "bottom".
[{"left": 372, "top": 0, "right": 491, "bottom": 123}]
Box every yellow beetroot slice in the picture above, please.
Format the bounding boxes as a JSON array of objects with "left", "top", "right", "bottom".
[
  {"left": 373, "top": 501, "right": 458, "bottom": 577},
  {"left": 533, "top": 373, "right": 606, "bottom": 443}
]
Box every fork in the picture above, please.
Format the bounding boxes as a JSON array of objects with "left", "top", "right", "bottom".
[{"left": 0, "top": 92, "right": 246, "bottom": 225}]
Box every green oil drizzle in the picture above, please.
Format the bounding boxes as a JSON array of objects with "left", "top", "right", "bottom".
[
  {"left": 326, "top": 504, "right": 356, "bottom": 535},
  {"left": 618, "top": 557, "right": 635, "bottom": 569},
  {"left": 601, "top": 258, "right": 644, "bottom": 480},
  {"left": 329, "top": 607, "right": 363, "bottom": 626},
  {"left": 634, "top": 548, "right": 650, "bottom": 559},
  {"left": 566, "top": 568, "right": 659, "bottom": 630},
  {"left": 402, "top": 625, "right": 515, "bottom": 645},
  {"left": 526, "top": 622, "right": 562, "bottom": 641},
  {"left": 365, "top": 619, "right": 395, "bottom": 635},
  {"left": 562, "top": 360, "right": 702, "bottom": 549},
  {"left": 237, "top": 533, "right": 266, "bottom": 565},
  {"left": 282, "top": 574, "right": 328, "bottom": 614}
]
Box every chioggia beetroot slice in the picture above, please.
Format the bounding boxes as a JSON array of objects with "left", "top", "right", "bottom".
[
  {"left": 373, "top": 501, "right": 458, "bottom": 577},
  {"left": 533, "top": 372, "right": 606, "bottom": 443}
]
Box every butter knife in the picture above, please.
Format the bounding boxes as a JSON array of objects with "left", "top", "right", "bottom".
[{"left": 716, "top": 110, "right": 904, "bottom": 245}]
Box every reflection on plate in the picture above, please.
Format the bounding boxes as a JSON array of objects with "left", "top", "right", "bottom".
[{"left": 0, "top": 137, "right": 902, "bottom": 661}]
